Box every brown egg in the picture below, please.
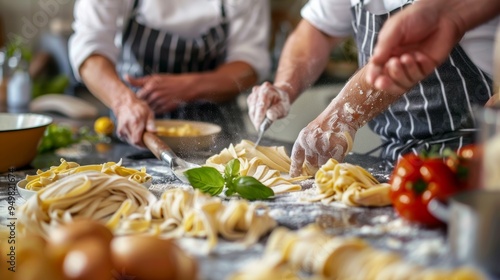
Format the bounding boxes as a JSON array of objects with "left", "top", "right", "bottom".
[
  {"left": 14, "top": 257, "right": 64, "bottom": 280},
  {"left": 46, "top": 219, "right": 114, "bottom": 275},
  {"left": 11, "top": 234, "right": 64, "bottom": 280},
  {"left": 174, "top": 245, "right": 199, "bottom": 280},
  {"left": 48, "top": 219, "right": 114, "bottom": 247},
  {"left": 62, "top": 238, "right": 113, "bottom": 280},
  {"left": 111, "top": 235, "right": 196, "bottom": 280}
]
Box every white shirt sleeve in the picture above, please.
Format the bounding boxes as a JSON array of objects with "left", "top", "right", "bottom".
[
  {"left": 69, "top": 0, "right": 271, "bottom": 82},
  {"left": 225, "top": 0, "right": 271, "bottom": 82},
  {"left": 459, "top": 16, "right": 500, "bottom": 77},
  {"left": 301, "top": 0, "right": 354, "bottom": 38},
  {"left": 69, "top": 0, "right": 132, "bottom": 81}
]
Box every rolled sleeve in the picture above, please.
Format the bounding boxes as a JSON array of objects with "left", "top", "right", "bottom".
[
  {"left": 301, "top": 0, "right": 353, "bottom": 38},
  {"left": 225, "top": 0, "right": 271, "bottom": 82},
  {"left": 69, "top": 0, "right": 128, "bottom": 81}
]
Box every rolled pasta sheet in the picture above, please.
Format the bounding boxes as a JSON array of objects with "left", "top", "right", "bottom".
[
  {"left": 24, "top": 158, "right": 152, "bottom": 191},
  {"left": 312, "top": 159, "right": 391, "bottom": 207},
  {"left": 17, "top": 171, "right": 157, "bottom": 238},
  {"left": 206, "top": 140, "right": 311, "bottom": 194}
]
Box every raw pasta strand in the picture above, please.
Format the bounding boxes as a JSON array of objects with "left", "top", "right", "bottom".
[{"left": 311, "top": 159, "right": 391, "bottom": 207}]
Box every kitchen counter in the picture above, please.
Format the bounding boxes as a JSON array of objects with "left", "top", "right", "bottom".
[{"left": 0, "top": 127, "right": 470, "bottom": 279}]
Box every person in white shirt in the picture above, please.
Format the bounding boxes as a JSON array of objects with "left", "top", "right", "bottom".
[
  {"left": 69, "top": 0, "right": 270, "bottom": 146},
  {"left": 247, "top": 0, "right": 500, "bottom": 177}
]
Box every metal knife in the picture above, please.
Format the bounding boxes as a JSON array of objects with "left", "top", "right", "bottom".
[{"left": 254, "top": 117, "right": 273, "bottom": 147}]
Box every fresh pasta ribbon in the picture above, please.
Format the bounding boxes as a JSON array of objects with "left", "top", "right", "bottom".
[
  {"left": 18, "top": 171, "right": 276, "bottom": 253},
  {"left": 18, "top": 171, "right": 157, "bottom": 238},
  {"left": 140, "top": 189, "right": 277, "bottom": 253},
  {"left": 206, "top": 140, "right": 311, "bottom": 194},
  {"left": 311, "top": 158, "right": 391, "bottom": 207},
  {"left": 24, "top": 158, "right": 151, "bottom": 191}
]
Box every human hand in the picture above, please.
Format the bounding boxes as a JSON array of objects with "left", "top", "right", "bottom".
[
  {"left": 485, "top": 92, "right": 500, "bottom": 108},
  {"left": 247, "top": 81, "right": 291, "bottom": 131},
  {"left": 289, "top": 118, "right": 356, "bottom": 177},
  {"left": 366, "top": 1, "right": 466, "bottom": 91},
  {"left": 114, "top": 98, "right": 156, "bottom": 147},
  {"left": 367, "top": 52, "right": 436, "bottom": 93},
  {"left": 125, "top": 74, "right": 195, "bottom": 114}
]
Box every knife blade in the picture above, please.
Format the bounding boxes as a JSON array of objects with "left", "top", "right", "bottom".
[{"left": 254, "top": 117, "right": 273, "bottom": 147}]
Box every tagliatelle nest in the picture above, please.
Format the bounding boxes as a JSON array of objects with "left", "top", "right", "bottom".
[
  {"left": 24, "top": 158, "right": 151, "bottom": 191},
  {"left": 310, "top": 159, "right": 391, "bottom": 206},
  {"left": 205, "top": 140, "right": 311, "bottom": 194}
]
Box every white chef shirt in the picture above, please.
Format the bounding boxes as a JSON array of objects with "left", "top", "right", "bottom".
[
  {"left": 301, "top": 0, "right": 500, "bottom": 77},
  {"left": 69, "top": 0, "right": 271, "bottom": 81}
]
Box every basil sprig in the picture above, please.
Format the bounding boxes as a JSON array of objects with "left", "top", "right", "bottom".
[{"left": 183, "top": 159, "right": 274, "bottom": 200}]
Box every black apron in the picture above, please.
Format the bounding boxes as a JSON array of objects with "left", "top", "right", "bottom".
[
  {"left": 117, "top": 0, "right": 245, "bottom": 137},
  {"left": 351, "top": 0, "right": 493, "bottom": 165}
]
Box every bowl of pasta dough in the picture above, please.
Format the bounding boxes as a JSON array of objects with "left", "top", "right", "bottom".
[
  {"left": 0, "top": 113, "right": 53, "bottom": 173},
  {"left": 16, "top": 159, "right": 152, "bottom": 200},
  {"left": 155, "top": 119, "right": 221, "bottom": 154}
]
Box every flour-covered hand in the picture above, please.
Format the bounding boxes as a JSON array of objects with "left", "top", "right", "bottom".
[
  {"left": 247, "top": 82, "right": 291, "bottom": 131},
  {"left": 289, "top": 119, "right": 356, "bottom": 177}
]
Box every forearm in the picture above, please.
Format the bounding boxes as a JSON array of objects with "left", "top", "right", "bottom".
[
  {"left": 443, "top": 0, "right": 500, "bottom": 33},
  {"left": 191, "top": 61, "right": 257, "bottom": 103},
  {"left": 274, "top": 20, "right": 344, "bottom": 103},
  {"left": 320, "top": 67, "right": 404, "bottom": 130},
  {"left": 79, "top": 54, "right": 138, "bottom": 112}
]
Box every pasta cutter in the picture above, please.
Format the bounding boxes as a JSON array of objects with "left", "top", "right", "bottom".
[
  {"left": 254, "top": 117, "right": 273, "bottom": 147},
  {"left": 143, "top": 131, "right": 199, "bottom": 183}
]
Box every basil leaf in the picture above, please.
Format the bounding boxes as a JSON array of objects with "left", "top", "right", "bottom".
[
  {"left": 225, "top": 188, "right": 235, "bottom": 197},
  {"left": 233, "top": 176, "right": 274, "bottom": 200},
  {"left": 184, "top": 167, "right": 224, "bottom": 196},
  {"left": 224, "top": 159, "right": 240, "bottom": 179}
]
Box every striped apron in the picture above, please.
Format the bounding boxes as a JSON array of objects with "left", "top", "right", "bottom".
[
  {"left": 351, "top": 0, "right": 493, "bottom": 165},
  {"left": 117, "top": 0, "right": 245, "bottom": 137}
]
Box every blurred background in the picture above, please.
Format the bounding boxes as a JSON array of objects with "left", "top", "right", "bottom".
[{"left": 0, "top": 0, "right": 380, "bottom": 154}]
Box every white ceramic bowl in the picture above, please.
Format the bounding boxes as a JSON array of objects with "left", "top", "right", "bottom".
[
  {"left": 0, "top": 113, "right": 52, "bottom": 172},
  {"left": 155, "top": 119, "right": 221, "bottom": 154}
]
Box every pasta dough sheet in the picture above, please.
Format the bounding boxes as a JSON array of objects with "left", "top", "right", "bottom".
[{"left": 205, "top": 140, "right": 311, "bottom": 194}]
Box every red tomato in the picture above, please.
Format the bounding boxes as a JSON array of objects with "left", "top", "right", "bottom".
[
  {"left": 392, "top": 190, "right": 441, "bottom": 227},
  {"left": 389, "top": 152, "right": 460, "bottom": 227},
  {"left": 420, "top": 158, "right": 458, "bottom": 200}
]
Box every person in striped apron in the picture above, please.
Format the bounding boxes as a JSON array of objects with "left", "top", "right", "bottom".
[
  {"left": 246, "top": 0, "right": 500, "bottom": 177},
  {"left": 365, "top": 0, "right": 500, "bottom": 99},
  {"left": 69, "top": 0, "right": 270, "bottom": 147}
]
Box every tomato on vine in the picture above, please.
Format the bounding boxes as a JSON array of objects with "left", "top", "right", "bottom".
[{"left": 388, "top": 146, "right": 475, "bottom": 227}]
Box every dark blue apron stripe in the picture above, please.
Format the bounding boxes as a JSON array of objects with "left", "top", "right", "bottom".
[
  {"left": 158, "top": 33, "right": 171, "bottom": 73},
  {"left": 143, "top": 28, "right": 159, "bottom": 72},
  {"left": 137, "top": 27, "right": 151, "bottom": 73},
  {"left": 189, "top": 40, "right": 199, "bottom": 72},
  {"left": 173, "top": 39, "right": 186, "bottom": 74}
]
